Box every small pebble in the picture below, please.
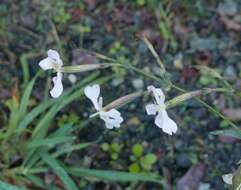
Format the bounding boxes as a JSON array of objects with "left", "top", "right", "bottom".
[
  {"left": 132, "top": 78, "right": 144, "bottom": 90},
  {"left": 68, "top": 74, "right": 77, "bottom": 84}
]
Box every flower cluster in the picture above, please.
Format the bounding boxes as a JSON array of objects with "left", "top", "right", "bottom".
[{"left": 39, "top": 50, "right": 178, "bottom": 135}]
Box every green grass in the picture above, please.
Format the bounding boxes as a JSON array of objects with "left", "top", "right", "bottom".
[{"left": 0, "top": 68, "right": 163, "bottom": 189}]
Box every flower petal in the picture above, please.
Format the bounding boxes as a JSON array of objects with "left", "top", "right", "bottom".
[
  {"left": 84, "top": 84, "right": 101, "bottom": 110},
  {"left": 39, "top": 57, "right": 54, "bottom": 70},
  {"left": 147, "top": 85, "right": 165, "bottom": 105},
  {"left": 47, "top": 49, "right": 63, "bottom": 66},
  {"left": 222, "top": 174, "right": 233, "bottom": 185},
  {"left": 100, "top": 109, "right": 123, "bottom": 129},
  {"left": 145, "top": 104, "right": 157, "bottom": 115},
  {"left": 154, "top": 111, "right": 164, "bottom": 129},
  {"left": 50, "top": 72, "right": 63, "bottom": 98},
  {"left": 47, "top": 49, "right": 60, "bottom": 60},
  {"left": 155, "top": 110, "right": 177, "bottom": 135}
]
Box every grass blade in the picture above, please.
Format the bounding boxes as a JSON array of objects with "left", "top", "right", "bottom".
[
  {"left": 18, "top": 71, "right": 42, "bottom": 120},
  {"left": 52, "top": 143, "right": 91, "bottom": 158},
  {"left": 49, "top": 124, "right": 73, "bottom": 137},
  {"left": 0, "top": 181, "right": 26, "bottom": 190},
  {"left": 40, "top": 151, "right": 79, "bottom": 190},
  {"left": 19, "top": 72, "right": 100, "bottom": 135},
  {"left": 27, "top": 136, "right": 75, "bottom": 149},
  {"left": 26, "top": 175, "right": 46, "bottom": 189},
  {"left": 210, "top": 129, "right": 241, "bottom": 139},
  {"left": 24, "top": 74, "right": 112, "bottom": 169},
  {"left": 17, "top": 99, "right": 55, "bottom": 134},
  {"left": 32, "top": 75, "right": 111, "bottom": 138},
  {"left": 68, "top": 167, "right": 161, "bottom": 184}
]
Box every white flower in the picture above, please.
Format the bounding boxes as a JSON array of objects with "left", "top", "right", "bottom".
[
  {"left": 84, "top": 84, "right": 124, "bottom": 129},
  {"left": 39, "top": 49, "right": 63, "bottom": 98},
  {"left": 222, "top": 173, "right": 233, "bottom": 185},
  {"left": 145, "top": 85, "right": 178, "bottom": 135}
]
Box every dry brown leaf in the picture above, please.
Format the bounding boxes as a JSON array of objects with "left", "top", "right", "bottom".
[
  {"left": 223, "top": 108, "right": 241, "bottom": 121},
  {"left": 177, "top": 163, "right": 205, "bottom": 190},
  {"left": 221, "top": 16, "right": 241, "bottom": 31}
]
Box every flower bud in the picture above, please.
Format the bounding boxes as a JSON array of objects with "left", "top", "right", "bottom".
[
  {"left": 60, "top": 64, "right": 109, "bottom": 73},
  {"left": 103, "top": 91, "right": 144, "bottom": 111}
]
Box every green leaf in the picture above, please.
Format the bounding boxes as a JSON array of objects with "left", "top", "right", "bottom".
[
  {"left": 68, "top": 167, "right": 161, "bottom": 183},
  {"left": 129, "top": 163, "right": 140, "bottom": 173},
  {"left": 23, "top": 167, "right": 48, "bottom": 174},
  {"left": 18, "top": 72, "right": 99, "bottom": 134},
  {"left": 132, "top": 144, "right": 143, "bottom": 157},
  {"left": 101, "top": 143, "right": 109, "bottom": 152},
  {"left": 233, "top": 165, "right": 241, "bottom": 189},
  {"left": 40, "top": 151, "right": 79, "bottom": 190},
  {"left": 49, "top": 124, "right": 73, "bottom": 138},
  {"left": 25, "top": 74, "right": 111, "bottom": 170},
  {"left": 111, "top": 152, "right": 118, "bottom": 160},
  {"left": 20, "top": 52, "right": 40, "bottom": 88},
  {"left": 140, "top": 154, "right": 157, "bottom": 171},
  {"left": 52, "top": 143, "right": 91, "bottom": 158},
  {"left": 3, "top": 97, "right": 19, "bottom": 139},
  {"left": 0, "top": 181, "right": 26, "bottom": 190},
  {"left": 17, "top": 99, "right": 55, "bottom": 134},
  {"left": 140, "top": 158, "right": 152, "bottom": 171},
  {"left": 210, "top": 129, "right": 241, "bottom": 140},
  {"left": 144, "top": 154, "right": 157, "bottom": 164},
  {"left": 26, "top": 175, "right": 45, "bottom": 188},
  {"left": 32, "top": 74, "right": 109, "bottom": 139},
  {"left": 18, "top": 77, "right": 36, "bottom": 119},
  {"left": 24, "top": 73, "right": 102, "bottom": 167},
  {"left": 111, "top": 142, "right": 121, "bottom": 153},
  {"left": 27, "top": 136, "right": 75, "bottom": 149}
]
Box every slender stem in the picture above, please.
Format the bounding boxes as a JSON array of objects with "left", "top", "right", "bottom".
[
  {"left": 103, "top": 60, "right": 239, "bottom": 130},
  {"left": 141, "top": 35, "right": 166, "bottom": 73},
  {"left": 171, "top": 84, "right": 240, "bottom": 130},
  {"left": 95, "top": 49, "right": 239, "bottom": 130}
]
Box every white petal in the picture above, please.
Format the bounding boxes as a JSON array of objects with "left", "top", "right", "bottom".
[
  {"left": 145, "top": 104, "right": 157, "bottom": 115},
  {"left": 39, "top": 57, "right": 54, "bottom": 70},
  {"left": 47, "top": 49, "right": 60, "bottom": 60},
  {"left": 47, "top": 49, "right": 63, "bottom": 66},
  {"left": 100, "top": 109, "right": 123, "bottom": 129},
  {"left": 84, "top": 84, "right": 101, "bottom": 110},
  {"left": 50, "top": 72, "right": 63, "bottom": 98},
  {"left": 105, "top": 122, "right": 114, "bottom": 129},
  {"left": 98, "top": 97, "right": 103, "bottom": 108},
  {"left": 222, "top": 174, "right": 233, "bottom": 185},
  {"left": 154, "top": 111, "right": 165, "bottom": 129},
  {"left": 147, "top": 85, "right": 165, "bottom": 105},
  {"left": 155, "top": 110, "right": 178, "bottom": 135}
]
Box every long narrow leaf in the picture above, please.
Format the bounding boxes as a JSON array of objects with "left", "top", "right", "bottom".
[
  {"left": 210, "top": 129, "right": 241, "bottom": 139},
  {"left": 18, "top": 72, "right": 99, "bottom": 134},
  {"left": 25, "top": 74, "right": 112, "bottom": 169},
  {"left": 32, "top": 75, "right": 111, "bottom": 138},
  {"left": 18, "top": 78, "right": 36, "bottom": 119},
  {"left": 68, "top": 167, "right": 161, "bottom": 184},
  {"left": 18, "top": 71, "right": 42, "bottom": 120},
  {"left": 40, "top": 151, "right": 79, "bottom": 190},
  {"left": 27, "top": 136, "right": 75, "bottom": 149},
  {"left": 17, "top": 99, "right": 55, "bottom": 134},
  {"left": 52, "top": 143, "right": 91, "bottom": 158},
  {"left": 0, "top": 181, "right": 26, "bottom": 190},
  {"left": 49, "top": 124, "right": 73, "bottom": 138},
  {"left": 26, "top": 175, "right": 46, "bottom": 189}
]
